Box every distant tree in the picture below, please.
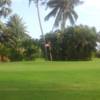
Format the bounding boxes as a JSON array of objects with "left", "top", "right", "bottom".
[
  {"left": 0, "top": 43, "right": 10, "bottom": 62},
  {"left": 0, "top": 0, "right": 12, "bottom": 49},
  {"left": 0, "top": 21, "right": 6, "bottom": 43},
  {"left": 7, "top": 14, "right": 29, "bottom": 47},
  {"left": 29, "top": 0, "right": 48, "bottom": 59},
  {"left": 44, "top": 32, "right": 62, "bottom": 60},
  {"left": 21, "top": 39, "right": 39, "bottom": 60},
  {"left": 0, "top": 21, "right": 12, "bottom": 51},
  {"left": 43, "top": 25, "right": 97, "bottom": 61},
  {"left": 97, "top": 32, "right": 100, "bottom": 43},
  {"left": 6, "top": 14, "right": 33, "bottom": 61},
  {"left": 62, "top": 25, "right": 97, "bottom": 60}
]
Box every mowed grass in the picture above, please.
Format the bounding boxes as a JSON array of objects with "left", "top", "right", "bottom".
[{"left": 0, "top": 59, "right": 100, "bottom": 100}]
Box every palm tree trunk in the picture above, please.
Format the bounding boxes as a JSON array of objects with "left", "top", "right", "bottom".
[
  {"left": 36, "top": 2, "right": 44, "bottom": 39},
  {"left": 36, "top": 2, "right": 48, "bottom": 59},
  {"left": 49, "top": 47, "right": 53, "bottom": 61},
  {"left": 61, "top": 13, "right": 66, "bottom": 32}
]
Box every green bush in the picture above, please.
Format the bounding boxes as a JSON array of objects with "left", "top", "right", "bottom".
[
  {"left": 9, "top": 48, "right": 24, "bottom": 61},
  {"left": 96, "top": 51, "right": 100, "bottom": 58}
]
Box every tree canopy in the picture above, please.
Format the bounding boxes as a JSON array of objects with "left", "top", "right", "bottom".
[
  {"left": 45, "top": 0, "right": 83, "bottom": 31},
  {"left": 42, "top": 25, "right": 97, "bottom": 61}
]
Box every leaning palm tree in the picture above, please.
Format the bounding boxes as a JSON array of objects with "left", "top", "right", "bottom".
[
  {"left": 29, "top": 0, "right": 45, "bottom": 41},
  {"left": 29, "top": 0, "right": 48, "bottom": 59},
  {"left": 0, "top": 0, "right": 12, "bottom": 18},
  {"left": 45, "top": 0, "right": 83, "bottom": 31}
]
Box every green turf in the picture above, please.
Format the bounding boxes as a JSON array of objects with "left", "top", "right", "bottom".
[{"left": 0, "top": 59, "right": 100, "bottom": 100}]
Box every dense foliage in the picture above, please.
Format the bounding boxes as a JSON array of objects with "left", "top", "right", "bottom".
[
  {"left": 42, "top": 25, "right": 97, "bottom": 61},
  {"left": 0, "top": 0, "right": 99, "bottom": 62},
  {"left": 0, "top": 15, "right": 40, "bottom": 62}
]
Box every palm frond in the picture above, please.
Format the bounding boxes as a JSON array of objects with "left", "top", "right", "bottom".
[
  {"left": 45, "top": 7, "right": 58, "bottom": 21},
  {"left": 29, "top": 0, "right": 33, "bottom": 6},
  {"left": 45, "top": 0, "right": 83, "bottom": 30},
  {"left": 68, "top": 13, "right": 75, "bottom": 25},
  {"left": 71, "top": 10, "right": 78, "bottom": 20},
  {"left": 54, "top": 9, "right": 62, "bottom": 27}
]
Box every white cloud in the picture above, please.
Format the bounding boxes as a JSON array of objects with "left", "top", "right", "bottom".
[{"left": 82, "top": 0, "right": 100, "bottom": 10}]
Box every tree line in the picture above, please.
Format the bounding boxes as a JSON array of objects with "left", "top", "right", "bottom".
[{"left": 0, "top": 0, "right": 100, "bottom": 62}]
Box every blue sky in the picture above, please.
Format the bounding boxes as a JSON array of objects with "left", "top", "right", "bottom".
[{"left": 12, "top": 0, "right": 100, "bottom": 38}]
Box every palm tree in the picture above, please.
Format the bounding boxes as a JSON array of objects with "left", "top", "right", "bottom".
[
  {"left": 45, "top": 0, "right": 83, "bottom": 31},
  {"left": 0, "top": 0, "right": 12, "bottom": 18},
  {"left": 29, "top": 0, "right": 45, "bottom": 40},
  {"left": 0, "top": 21, "right": 6, "bottom": 42},
  {"left": 0, "top": 0, "right": 12, "bottom": 45},
  {"left": 6, "top": 14, "right": 28, "bottom": 48},
  {"left": 29, "top": 0, "right": 48, "bottom": 59}
]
